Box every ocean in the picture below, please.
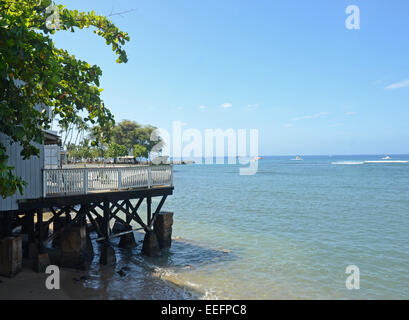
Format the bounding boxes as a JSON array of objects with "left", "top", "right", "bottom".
[{"left": 81, "top": 155, "right": 409, "bottom": 299}]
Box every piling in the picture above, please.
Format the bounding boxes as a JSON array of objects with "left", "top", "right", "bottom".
[
  {"left": 154, "top": 212, "right": 174, "bottom": 249},
  {"left": 59, "top": 225, "right": 93, "bottom": 270},
  {"left": 100, "top": 244, "right": 116, "bottom": 266},
  {"left": 142, "top": 231, "right": 161, "bottom": 257},
  {"left": 0, "top": 236, "right": 22, "bottom": 277}
]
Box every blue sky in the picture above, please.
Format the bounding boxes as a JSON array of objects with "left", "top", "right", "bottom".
[{"left": 51, "top": 0, "right": 409, "bottom": 155}]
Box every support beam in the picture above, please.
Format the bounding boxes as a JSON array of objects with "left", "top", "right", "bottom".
[
  {"left": 102, "top": 200, "right": 110, "bottom": 242},
  {"left": 147, "top": 197, "right": 152, "bottom": 225},
  {"left": 37, "top": 209, "right": 44, "bottom": 252}
]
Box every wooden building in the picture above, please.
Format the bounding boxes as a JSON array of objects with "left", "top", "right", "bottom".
[{"left": 0, "top": 131, "right": 174, "bottom": 275}]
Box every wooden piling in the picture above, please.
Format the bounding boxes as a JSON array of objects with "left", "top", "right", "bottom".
[
  {"left": 0, "top": 236, "right": 22, "bottom": 277},
  {"left": 154, "top": 212, "right": 174, "bottom": 249}
]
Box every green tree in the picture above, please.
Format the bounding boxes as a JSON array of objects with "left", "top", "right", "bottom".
[
  {"left": 0, "top": 0, "right": 129, "bottom": 198},
  {"left": 132, "top": 144, "right": 148, "bottom": 161},
  {"left": 105, "top": 142, "right": 128, "bottom": 160},
  {"left": 112, "top": 120, "right": 141, "bottom": 152},
  {"left": 112, "top": 120, "right": 162, "bottom": 155}
]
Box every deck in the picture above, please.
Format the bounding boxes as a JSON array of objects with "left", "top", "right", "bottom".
[
  {"left": 42, "top": 165, "right": 173, "bottom": 197},
  {"left": 2, "top": 166, "right": 175, "bottom": 264}
]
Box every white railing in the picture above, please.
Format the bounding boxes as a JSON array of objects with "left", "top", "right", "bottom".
[{"left": 43, "top": 166, "right": 173, "bottom": 197}]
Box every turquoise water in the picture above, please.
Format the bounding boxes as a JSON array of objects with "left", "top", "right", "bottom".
[{"left": 155, "top": 155, "right": 409, "bottom": 299}]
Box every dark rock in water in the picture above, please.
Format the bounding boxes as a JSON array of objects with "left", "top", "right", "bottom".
[{"left": 117, "top": 270, "right": 126, "bottom": 277}]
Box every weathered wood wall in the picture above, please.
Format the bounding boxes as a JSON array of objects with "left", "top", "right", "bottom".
[{"left": 0, "top": 133, "right": 44, "bottom": 212}]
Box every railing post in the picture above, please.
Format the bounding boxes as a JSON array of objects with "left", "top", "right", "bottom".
[
  {"left": 42, "top": 169, "right": 47, "bottom": 198},
  {"left": 171, "top": 166, "right": 174, "bottom": 187},
  {"left": 148, "top": 166, "right": 151, "bottom": 188},
  {"left": 118, "top": 168, "right": 122, "bottom": 190},
  {"left": 83, "top": 169, "right": 88, "bottom": 194}
]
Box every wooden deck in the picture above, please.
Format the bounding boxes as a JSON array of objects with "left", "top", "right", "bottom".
[{"left": 42, "top": 165, "right": 173, "bottom": 197}]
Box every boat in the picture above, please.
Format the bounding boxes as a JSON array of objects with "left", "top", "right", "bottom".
[
  {"left": 291, "top": 155, "right": 303, "bottom": 161},
  {"left": 364, "top": 160, "right": 408, "bottom": 164},
  {"left": 382, "top": 155, "right": 392, "bottom": 160}
]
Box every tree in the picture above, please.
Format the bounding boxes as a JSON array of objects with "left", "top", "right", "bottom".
[
  {"left": 112, "top": 120, "right": 162, "bottom": 155},
  {"left": 112, "top": 120, "right": 141, "bottom": 152},
  {"left": 0, "top": 0, "right": 130, "bottom": 198},
  {"left": 132, "top": 144, "right": 148, "bottom": 161},
  {"left": 105, "top": 142, "right": 128, "bottom": 160}
]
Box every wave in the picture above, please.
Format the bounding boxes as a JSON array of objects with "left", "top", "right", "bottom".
[
  {"left": 332, "top": 161, "right": 364, "bottom": 165},
  {"left": 152, "top": 266, "right": 222, "bottom": 300}
]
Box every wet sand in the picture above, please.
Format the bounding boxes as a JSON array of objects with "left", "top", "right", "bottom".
[
  {"left": 0, "top": 264, "right": 200, "bottom": 300},
  {"left": 0, "top": 233, "right": 204, "bottom": 300},
  {"left": 0, "top": 267, "right": 84, "bottom": 300}
]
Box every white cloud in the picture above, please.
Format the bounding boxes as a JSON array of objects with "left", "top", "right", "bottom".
[
  {"left": 385, "top": 79, "right": 409, "bottom": 90},
  {"left": 292, "top": 112, "right": 329, "bottom": 121},
  {"left": 345, "top": 111, "right": 357, "bottom": 116},
  {"left": 247, "top": 104, "right": 259, "bottom": 109},
  {"left": 221, "top": 102, "right": 233, "bottom": 109},
  {"left": 199, "top": 105, "right": 207, "bottom": 109}
]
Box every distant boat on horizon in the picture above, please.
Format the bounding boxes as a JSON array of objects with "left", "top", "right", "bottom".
[
  {"left": 382, "top": 155, "right": 392, "bottom": 160},
  {"left": 291, "top": 155, "right": 303, "bottom": 161}
]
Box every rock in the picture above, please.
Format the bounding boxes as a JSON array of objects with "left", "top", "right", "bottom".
[{"left": 117, "top": 270, "right": 126, "bottom": 277}]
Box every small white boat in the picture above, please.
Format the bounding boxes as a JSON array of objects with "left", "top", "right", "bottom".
[
  {"left": 382, "top": 155, "right": 392, "bottom": 160},
  {"left": 364, "top": 160, "right": 408, "bottom": 164},
  {"left": 291, "top": 156, "right": 303, "bottom": 161}
]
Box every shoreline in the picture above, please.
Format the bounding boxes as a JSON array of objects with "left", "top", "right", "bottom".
[{"left": 0, "top": 234, "right": 207, "bottom": 300}]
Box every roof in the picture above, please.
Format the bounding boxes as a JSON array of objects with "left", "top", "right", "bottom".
[{"left": 43, "top": 130, "right": 61, "bottom": 145}]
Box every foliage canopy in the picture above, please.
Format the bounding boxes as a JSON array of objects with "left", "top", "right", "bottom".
[{"left": 0, "top": 0, "right": 129, "bottom": 198}]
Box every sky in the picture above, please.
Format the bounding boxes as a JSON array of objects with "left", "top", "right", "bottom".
[{"left": 50, "top": 0, "right": 409, "bottom": 155}]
